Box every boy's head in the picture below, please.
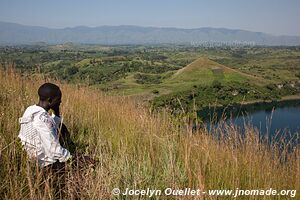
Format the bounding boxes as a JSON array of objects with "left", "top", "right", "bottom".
[{"left": 38, "top": 83, "right": 62, "bottom": 108}]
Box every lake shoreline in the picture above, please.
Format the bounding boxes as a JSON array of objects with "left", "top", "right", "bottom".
[
  {"left": 240, "top": 94, "right": 300, "bottom": 106},
  {"left": 197, "top": 94, "right": 300, "bottom": 121}
]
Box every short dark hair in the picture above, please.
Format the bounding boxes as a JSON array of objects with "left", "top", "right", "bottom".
[{"left": 38, "top": 83, "right": 61, "bottom": 101}]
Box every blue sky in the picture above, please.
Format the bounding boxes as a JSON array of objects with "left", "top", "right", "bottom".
[{"left": 0, "top": 0, "right": 299, "bottom": 36}]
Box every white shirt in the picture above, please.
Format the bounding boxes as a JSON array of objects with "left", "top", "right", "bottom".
[{"left": 18, "top": 105, "right": 71, "bottom": 167}]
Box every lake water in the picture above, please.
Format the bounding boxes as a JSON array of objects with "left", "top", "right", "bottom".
[
  {"left": 198, "top": 99, "right": 300, "bottom": 144},
  {"left": 231, "top": 106, "right": 300, "bottom": 136}
]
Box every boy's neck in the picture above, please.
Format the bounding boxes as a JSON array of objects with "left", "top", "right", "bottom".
[{"left": 37, "top": 101, "right": 50, "bottom": 112}]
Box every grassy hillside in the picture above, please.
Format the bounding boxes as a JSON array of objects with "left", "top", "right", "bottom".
[
  {"left": 0, "top": 67, "right": 299, "bottom": 199},
  {"left": 172, "top": 57, "right": 248, "bottom": 82},
  {"left": 162, "top": 57, "right": 260, "bottom": 89},
  {"left": 106, "top": 57, "right": 257, "bottom": 96}
]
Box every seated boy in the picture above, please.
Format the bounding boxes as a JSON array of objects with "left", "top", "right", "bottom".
[{"left": 18, "top": 83, "right": 72, "bottom": 168}]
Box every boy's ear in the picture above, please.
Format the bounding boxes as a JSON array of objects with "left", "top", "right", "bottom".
[{"left": 47, "top": 97, "right": 52, "bottom": 103}]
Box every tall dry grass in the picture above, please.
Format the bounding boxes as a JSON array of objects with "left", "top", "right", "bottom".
[{"left": 0, "top": 66, "right": 299, "bottom": 199}]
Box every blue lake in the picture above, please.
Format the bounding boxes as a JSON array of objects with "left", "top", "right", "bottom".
[
  {"left": 198, "top": 99, "right": 300, "bottom": 144},
  {"left": 229, "top": 106, "right": 300, "bottom": 135}
]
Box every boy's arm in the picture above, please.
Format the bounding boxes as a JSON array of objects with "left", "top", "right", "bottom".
[
  {"left": 51, "top": 113, "right": 76, "bottom": 153},
  {"left": 51, "top": 113, "right": 62, "bottom": 129},
  {"left": 35, "top": 113, "right": 71, "bottom": 162}
]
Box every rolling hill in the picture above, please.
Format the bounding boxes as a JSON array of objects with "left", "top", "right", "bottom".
[
  {"left": 171, "top": 57, "right": 261, "bottom": 84},
  {"left": 107, "top": 57, "right": 260, "bottom": 96},
  {"left": 161, "top": 57, "right": 257, "bottom": 92}
]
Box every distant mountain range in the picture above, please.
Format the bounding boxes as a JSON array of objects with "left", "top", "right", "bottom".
[{"left": 1, "top": 21, "right": 300, "bottom": 46}]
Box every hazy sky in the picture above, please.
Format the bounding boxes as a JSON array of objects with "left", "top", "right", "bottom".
[{"left": 0, "top": 0, "right": 300, "bottom": 36}]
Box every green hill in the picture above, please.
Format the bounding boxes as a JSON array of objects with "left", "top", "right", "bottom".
[
  {"left": 105, "top": 57, "right": 266, "bottom": 97},
  {"left": 168, "top": 57, "right": 258, "bottom": 86}
]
